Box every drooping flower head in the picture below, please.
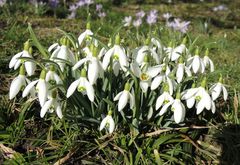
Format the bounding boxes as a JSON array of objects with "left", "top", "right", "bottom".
[{"left": 100, "top": 110, "right": 115, "bottom": 134}]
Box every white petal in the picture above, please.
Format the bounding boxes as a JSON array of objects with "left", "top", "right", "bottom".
[
  {"left": 55, "top": 103, "right": 63, "bottom": 119},
  {"left": 186, "top": 97, "right": 195, "bottom": 108},
  {"left": 149, "top": 48, "right": 160, "bottom": 64},
  {"left": 196, "top": 99, "right": 205, "bottom": 115},
  {"left": 155, "top": 93, "right": 166, "bottom": 110},
  {"left": 116, "top": 46, "right": 128, "bottom": 72},
  {"left": 202, "top": 90, "right": 212, "bottom": 110},
  {"left": 112, "top": 61, "right": 120, "bottom": 76},
  {"left": 185, "top": 66, "right": 192, "bottom": 77},
  {"left": 159, "top": 101, "right": 172, "bottom": 116},
  {"left": 211, "top": 101, "right": 216, "bottom": 114},
  {"left": 147, "top": 65, "right": 162, "bottom": 78},
  {"left": 136, "top": 46, "right": 148, "bottom": 64},
  {"left": 151, "top": 75, "right": 163, "bottom": 90},
  {"left": 167, "top": 77, "right": 174, "bottom": 95},
  {"left": 102, "top": 47, "right": 114, "bottom": 70},
  {"left": 192, "top": 56, "right": 200, "bottom": 73},
  {"left": 51, "top": 47, "right": 61, "bottom": 59},
  {"left": 88, "top": 58, "right": 99, "bottom": 85},
  {"left": 130, "top": 62, "right": 141, "bottom": 77},
  {"left": 222, "top": 86, "right": 228, "bottom": 101},
  {"left": 78, "top": 31, "right": 87, "bottom": 46},
  {"left": 22, "top": 80, "right": 38, "bottom": 98},
  {"left": 140, "top": 81, "right": 149, "bottom": 93},
  {"left": 84, "top": 79, "right": 95, "bottom": 102},
  {"left": 72, "top": 58, "right": 89, "bottom": 70},
  {"left": 108, "top": 116, "right": 115, "bottom": 133},
  {"left": 53, "top": 73, "right": 62, "bottom": 84},
  {"left": 181, "top": 88, "right": 198, "bottom": 100},
  {"left": 176, "top": 64, "right": 184, "bottom": 83},
  {"left": 129, "top": 92, "right": 135, "bottom": 109},
  {"left": 114, "top": 91, "right": 123, "bottom": 101},
  {"left": 209, "top": 59, "right": 214, "bottom": 72},
  {"left": 67, "top": 79, "right": 80, "bottom": 98},
  {"left": 9, "top": 75, "right": 25, "bottom": 100},
  {"left": 173, "top": 100, "right": 185, "bottom": 124},
  {"left": 99, "top": 116, "right": 108, "bottom": 131},
  {"left": 211, "top": 83, "right": 221, "bottom": 101},
  {"left": 37, "top": 80, "right": 48, "bottom": 107},
  {"left": 9, "top": 52, "right": 23, "bottom": 69},
  {"left": 48, "top": 43, "right": 59, "bottom": 52},
  {"left": 40, "top": 99, "right": 53, "bottom": 118},
  {"left": 118, "top": 91, "right": 129, "bottom": 111}
]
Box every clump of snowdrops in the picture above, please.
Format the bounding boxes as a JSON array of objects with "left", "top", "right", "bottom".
[{"left": 8, "top": 20, "right": 228, "bottom": 135}]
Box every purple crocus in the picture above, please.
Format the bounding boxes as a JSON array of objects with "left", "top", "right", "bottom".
[
  {"left": 146, "top": 10, "right": 158, "bottom": 25},
  {"left": 136, "top": 10, "right": 145, "bottom": 18},
  {"left": 96, "top": 4, "right": 102, "bottom": 11},
  {"left": 76, "top": 0, "right": 86, "bottom": 7},
  {"left": 167, "top": 18, "right": 190, "bottom": 33},
  {"left": 0, "top": 0, "right": 6, "bottom": 7}
]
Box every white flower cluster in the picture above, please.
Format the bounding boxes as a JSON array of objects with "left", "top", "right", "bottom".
[{"left": 8, "top": 22, "right": 228, "bottom": 134}]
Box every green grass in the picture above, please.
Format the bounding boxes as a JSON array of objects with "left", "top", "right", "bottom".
[{"left": 0, "top": 0, "right": 240, "bottom": 164}]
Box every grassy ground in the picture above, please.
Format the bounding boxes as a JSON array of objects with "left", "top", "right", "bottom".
[{"left": 0, "top": 0, "right": 240, "bottom": 164}]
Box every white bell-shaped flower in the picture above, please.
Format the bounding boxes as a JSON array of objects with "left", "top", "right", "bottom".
[
  {"left": 99, "top": 111, "right": 115, "bottom": 134},
  {"left": 114, "top": 82, "right": 135, "bottom": 112},
  {"left": 210, "top": 75, "right": 228, "bottom": 101},
  {"left": 9, "top": 65, "right": 28, "bottom": 100},
  {"left": 9, "top": 41, "right": 36, "bottom": 76},
  {"left": 187, "top": 48, "right": 205, "bottom": 74},
  {"left": 102, "top": 34, "right": 129, "bottom": 73},
  {"left": 72, "top": 46, "right": 104, "bottom": 85},
  {"left": 182, "top": 78, "right": 215, "bottom": 114},
  {"left": 170, "top": 37, "right": 188, "bottom": 62},
  {"left": 22, "top": 70, "right": 48, "bottom": 107},
  {"left": 67, "top": 69, "right": 94, "bottom": 102},
  {"left": 46, "top": 65, "right": 62, "bottom": 85},
  {"left": 203, "top": 49, "right": 214, "bottom": 72},
  {"left": 176, "top": 57, "right": 192, "bottom": 83},
  {"left": 40, "top": 90, "right": 63, "bottom": 119},
  {"left": 131, "top": 61, "right": 161, "bottom": 93},
  {"left": 159, "top": 92, "right": 186, "bottom": 124},
  {"left": 135, "top": 38, "right": 160, "bottom": 65},
  {"left": 78, "top": 22, "right": 94, "bottom": 46},
  {"left": 49, "top": 37, "right": 76, "bottom": 72},
  {"left": 155, "top": 84, "right": 174, "bottom": 112}
]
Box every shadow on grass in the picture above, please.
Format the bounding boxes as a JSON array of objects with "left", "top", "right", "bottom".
[{"left": 215, "top": 124, "right": 240, "bottom": 165}]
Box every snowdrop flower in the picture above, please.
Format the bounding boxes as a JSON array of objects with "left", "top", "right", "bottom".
[
  {"left": 49, "top": 37, "right": 76, "bottom": 71},
  {"left": 131, "top": 61, "right": 161, "bottom": 93},
  {"left": 146, "top": 10, "right": 158, "bottom": 25},
  {"left": 187, "top": 48, "right": 205, "bottom": 74},
  {"left": 155, "top": 84, "right": 174, "bottom": 111},
  {"left": 78, "top": 22, "right": 94, "bottom": 46},
  {"left": 203, "top": 49, "right": 214, "bottom": 72},
  {"left": 100, "top": 111, "right": 115, "bottom": 134},
  {"left": 40, "top": 90, "right": 63, "bottom": 119},
  {"left": 182, "top": 78, "right": 215, "bottom": 114},
  {"left": 151, "top": 64, "right": 172, "bottom": 91},
  {"left": 210, "top": 75, "right": 228, "bottom": 101},
  {"left": 102, "top": 34, "right": 129, "bottom": 74},
  {"left": 67, "top": 69, "right": 94, "bottom": 102},
  {"left": 22, "top": 70, "right": 48, "bottom": 107},
  {"left": 9, "top": 65, "right": 28, "bottom": 100},
  {"left": 114, "top": 82, "right": 135, "bottom": 112},
  {"left": 136, "top": 10, "right": 145, "bottom": 18},
  {"left": 176, "top": 57, "right": 192, "bottom": 83},
  {"left": 159, "top": 92, "right": 186, "bottom": 124},
  {"left": 73, "top": 46, "right": 104, "bottom": 85},
  {"left": 135, "top": 38, "right": 160, "bottom": 65},
  {"left": 9, "top": 41, "right": 36, "bottom": 76},
  {"left": 171, "top": 37, "right": 189, "bottom": 62},
  {"left": 123, "top": 16, "right": 132, "bottom": 27},
  {"left": 46, "top": 65, "right": 62, "bottom": 85}
]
